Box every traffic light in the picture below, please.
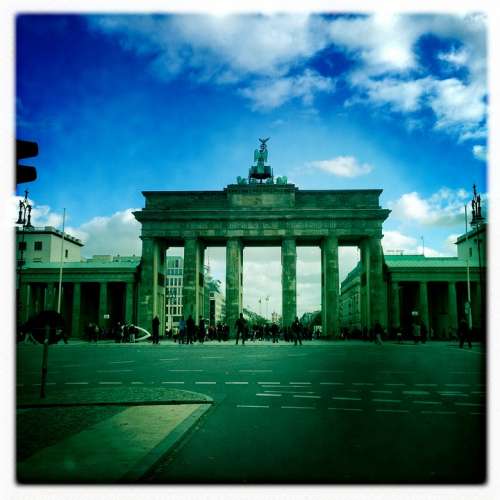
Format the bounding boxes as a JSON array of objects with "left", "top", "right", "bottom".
[{"left": 16, "top": 139, "right": 38, "bottom": 184}]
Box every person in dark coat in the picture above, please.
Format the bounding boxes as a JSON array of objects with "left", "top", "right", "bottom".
[
  {"left": 186, "top": 315, "right": 195, "bottom": 344},
  {"left": 199, "top": 317, "right": 206, "bottom": 344},
  {"left": 235, "top": 313, "right": 247, "bottom": 345},
  {"left": 152, "top": 316, "right": 160, "bottom": 344},
  {"left": 291, "top": 317, "right": 302, "bottom": 345},
  {"left": 458, "top": 318, "right": 472, "bottom": 348}
]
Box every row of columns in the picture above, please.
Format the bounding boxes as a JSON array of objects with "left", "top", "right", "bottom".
[
  {"left": 390, "top": 280, "right": 461, "bottom": 332},
  {"left": 137, "top": 235, "right": 385, "bottom": 337}
]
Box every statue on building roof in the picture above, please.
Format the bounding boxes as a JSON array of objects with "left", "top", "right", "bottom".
[{"left": 249, "top": 137, "right": 273, "bottom": 183}]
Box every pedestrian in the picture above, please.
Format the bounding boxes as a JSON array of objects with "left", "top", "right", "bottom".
[
  {"left": 458, "top": 318, "right": 472, "bottom": 348},
  {"left": 421, "top": 322, "right": 428, "bottom": 344},
  {"left": 199, "top": 317, "right": 206, "bottom": 344},
  {"left": 395, "top": 326, "right": 403, "bottom": 344},
  {"left": 152, "top": 315, "right": 160, "bottom": 345},
  {"left": 235, "top": 313, "right": 247, "bottom": 345},
  {"left": 93, "top": 323, "right": 100, "bottom": 343},
  {"left": 374, "top": 320, "right": 384, "bottom": 345},
  {"left": 291, "top": 317, "right": 302, "bottom": 346},
  {"left": 178, "top": 317, "right": 186, "bottom": 344},
  {"left": 271, "top": 322, "right": 279, "bottom": 343},
  {"left": 186, "top": 315, "right": 195, "bottom": 344},
  {"left": 130, "top": 324, "right": 137, "bottom": 343},
  {"left": 413, "top": 321, "right": 421, "bottom": 344},
  {"left": 217, "top": 322, "right": 223, "bottom": 342}
]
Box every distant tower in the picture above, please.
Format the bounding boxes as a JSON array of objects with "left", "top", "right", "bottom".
[{"left": 249, "top": 138, "right": 273, "bottom": 183}]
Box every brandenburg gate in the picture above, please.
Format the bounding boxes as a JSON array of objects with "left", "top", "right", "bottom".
[{"left": 133, "top": 140, "right": 390, "bottom": 337}]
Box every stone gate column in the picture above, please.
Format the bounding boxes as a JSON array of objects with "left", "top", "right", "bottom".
[
  {"left": 45, "top": 283, "right": 55, "bottom": 311},
  {"left": 98, "top": 282, "right": 108, "bottom": 326},
  {"left": 226, "top": 238, "right": 242, "bottom": 338},
  {"left": 390, "top": 281, "right": 400, "bottom": 330},
  {"left": 137, "top": 236, "right": 161, "bottom": 332},
  {"left": 321, "top": 236, "right": 339, "bottom": 337},
  {"left": 448, "top": 281, "right": 458, "bottom": 337},
  {"left": 125, "top": 282, "right": 134, "bottom": 324},
  {"left": 198, "top": 243, "right": 206, "bottom": 321},
  {"left": 419, "top": 281, "right": 429, "bottom": 329},
  {"left": 183, "top": 237, "right": 201, "bottom": 324},
  {"left": 282, "top": 238, "right": 297, "bottom": 328},
  {"left": 72, "top": 282, "right": 81, "bottom": 338}
]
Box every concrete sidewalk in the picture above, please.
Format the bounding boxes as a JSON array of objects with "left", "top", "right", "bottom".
[{"left": 17, "top": 386, "right": 213, "bottom": 484}]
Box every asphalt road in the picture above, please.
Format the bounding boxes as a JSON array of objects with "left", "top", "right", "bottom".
[{"left": 16, "top": 339, "right": 486, "bottom": 484}]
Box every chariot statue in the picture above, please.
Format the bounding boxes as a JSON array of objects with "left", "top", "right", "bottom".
[{"left": 249, "top": 138, "right": 273, "bottom": 183}]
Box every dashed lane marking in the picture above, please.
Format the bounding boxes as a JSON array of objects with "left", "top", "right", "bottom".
[
  {"left": 256, "top": 393, "right": 281, "bottom": 397},
  {"left": 454, "top": 402, "right": 484, "bottom": 407},
  {"left": 131, "top": 382, "right": 144, "bottom": 385},
  {"left": 320, "top": 382, "right": 344, "bottom": 385},
  {"left": 109, "top": 360, "right": 134, "bottom": 364},
  {"left": 352, "top": 382, "right": 374, "bottom": 386},
  {"left": 159, "top": 358, "right": 179, "bottom": 361},
  {"left": 258, "top": 382, "right": 280, "bottom": 385},
  {"left": 328, "top": 407, "right": 363, "bottom": 412},
  {"left": 161, "top": 381, "right": 184, "bottom": 385},
  {"left": 32, "top": 382, "right": 56, "bottom": 386},
  {"left": 195, "top": 381, "right": 216, "bottom": 385},
  {"left": 281, "top": 406, "right": 315, "bottom": 410},
  {"left": 438, "top": 392, "right": 468, "bottom": 397},
  {"left": 240, "top": 369, "right": 272, "bottom": 373},
  {"left": 97, "top": 369, "right": 132, "bottom": 373},
  {"left": 201, "top": 356, "right": 224, "bottom": 359},
  {"left": 98, "top": 381, "right": 122, "bottom": 385},
  {"left": 237, "top": 405, "right": 269, "bottom": 409},
  {"left": 65, "top": 382, "right": 89, "bottom": 385},
  {"left": 332, "top": 396, "right": 362, "bottom": 401},
  {"left": 309, "top": 370, "right": 344, "bottom": 373},
  {"left": 413, "top": 401, "right": 442, "bottom": 405},
  {"left": 403, "top": 390, "right": 430, "bottom": 395},
  {"left": 445, "top": 383, "right": 470, "bottom": 387},
  {"left": 372, "top": 399, "right": 401, "bottom": 403},
  {"left": 169, "top": 369, "right": 202, "bottom": 372},
  {"left": 289, "top": 382, "right": 311, "bottom": 385},
  {"left": 376, "top": 409, "right": 409, "bottom": 413},
  {"left": 421, "top": 410, "right": 457, "bottom": 415},
  {"left": 371, "top": 390, "right": 393, "bottom": 394},
  {"left": 415, "top": 383, "right": 438, "bottom": 387},
  {"left": 293, "top": 395, "right": 321, "bottom": 399},
  {"left": 384, "top": 383, "right": 406, "bottom": 386},
  {"left": 265, "top": 390, "right": 314, "bottom": 394},
  {"left": 225, "top": 382, "right": 248, "bottom": 385}
]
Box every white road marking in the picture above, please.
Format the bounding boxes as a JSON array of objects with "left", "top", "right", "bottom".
[
  {"left": 380, "top": 371, "right": 414, "bottom": 374},
  {"left": 352, "top": 382, "right": 374, "bottom": 386},
  {"left": 415, "top": 383, "right": 438, "bottom": 387},
  {"left": 309, "top": 370, "right": 344, "bottom": 373},
  {"left": 281, "top": 406, "right": 315, "bottom": 410},
  {"left": 169, "top": 369, "right": 202, "bottom": 372},
  {"left": 328, "top": 407, "right": 363, "bottom": 412},
  {"left": 195, "top": 381, "right": 216, "bottom": 385},
  {"left": 289, "top": 382, "right": 311, "bottom": 385},
  {"left": 161, "top": 381, "right": 184, "bottom": 385},
  {"left": 470, "top": 412, "right": 485, "bottom": 416},
  {"left": 109, "top": 360, "right": 134, "bottom": 364},
  {"left": 98, "top": 381, "right": 122, "bottom": 385},
  {"left": 332, "top": 396, "right": 362, "bottom": 401},
  {"left": 384, "top": 383, "right": 406, "bottom": 386},
  {"left": 265, "top": 390, "right": 314, "bottom": 394},
  {"left": 258, "top": 382, "right": 280, "bottom": 385},
  {"left": 371, "top": 390, "right": 393, "bottom": 394},
  {"left": 372, "top": 399, "right": 401, "bottom": 403},
  {"left": 293, "top": 395, "right": 320, "bottom": 399},
  {"left": 240, "top": 370, "right": 272, "bottom": 373},
  {"left": 421, "top": 410, "right": 456, "bottom": 415},
  {"left": 454, "top": 402, "right": 484, "bottom": 407},
  {"left": 225, "top": 381, "right": 248, "bottom": 385},
  {"left": 288, "top": 354, "right": 308, "bottom": 357},
  {"left": 160, "top": 358, "right": 179, "bottom": 361},
  {"left": 413, "top": 401, "right": 442, "bottom": 405},
  {"left": 237, "top": 405, "right": 269, "bottom": 409},
  {"left": 97, "top": 369, "right": 132, "bottom": 373},
  {"left": 445, "top": 383, "right": 470, "bottom": 387},
  {"left": 320, "top": 382, "right": 344, "bottom": 385},
  {"left": 201, "top": 356, "right": 224, "bottom": 359},
  {"left": 403, "top": 390, "right": 430, "bottom": 395},
  {"left": 32, "top": 382, "right": 56, "bottom": 386},
  {"left": 256, "top": 393, "right": 281, "bottom": 397},
  {"left": 376, "top": 409, "right": 409, "bottom": 413},
  {"left": 65, "top": 382, "right": 89, "bottom": 385},
  {"left": 439, "top": 392, "right": 468, "bottom": 397}
]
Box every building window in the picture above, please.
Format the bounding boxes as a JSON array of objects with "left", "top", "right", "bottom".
[
  {"left": 65, "top": 249, "right": 69, "bottom": 258},
  {"left": 18, "top": 241, "right": 27, "bottom": 251},
  {"left": 469, "top": 247, "right": 473, "bottom": 258},
  {"left": 34, "top": 241, "right": 43, "bottom": 251}
]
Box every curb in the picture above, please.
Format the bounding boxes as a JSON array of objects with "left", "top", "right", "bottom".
[{"left": 120, "top": 403, "right": 213, "bottom": 483}]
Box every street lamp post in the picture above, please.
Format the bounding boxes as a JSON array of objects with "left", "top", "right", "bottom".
[{"left": 16, "top": 190, "right": 34, "bottom": 332}]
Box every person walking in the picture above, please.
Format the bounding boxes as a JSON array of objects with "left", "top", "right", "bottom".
[
  {"left": 178, "top": 317, "right": 186, "bottom": 344},
  {"left": 374, "top": 320, "right": 384, "bottom": 345},
  {"left": 271, "top": 322, "right": 279, "bottom": 343},
  {"left": 152, "top": 315, "right": 160, "bottom": 345},
  {"left": 198, "top": 317, "right": 206, "bottom": 344},
  {"left": 458, "top": 317, "right": 472, "bottom": 348},
  {"left": 186, "top": 315, "right": 195, "bottom": 344},
  {"left": 235, "top": 313, "right": 247, "bottom": 345},
  {"left": 413, "top": 321, "right": 421, "bottom": 344},
  {"left": 291, "top": 317, "right": 302, "bottom": 346}
]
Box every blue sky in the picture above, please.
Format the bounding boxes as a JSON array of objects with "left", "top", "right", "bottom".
[{"left": 15, "top": 13, "right": 488, "bottom": 316}]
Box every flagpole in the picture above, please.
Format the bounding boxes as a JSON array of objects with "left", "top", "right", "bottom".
[
  {"left": 57, "top": 208, "right": 66, "bottom": 314},
  {"left": 464, "top": 203, "right": 472, "bottom": 329}
]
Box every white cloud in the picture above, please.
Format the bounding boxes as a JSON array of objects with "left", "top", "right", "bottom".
[
  {"left": 306, "top": 156, "right": 373, "bottom": 178},
  {"left": 383, "top": 230, "right": 446, "bottom": 257},
  {"left": 472, "top": 144, "right": 487, "bottom": 161},
  {"left": 239, "top": 70, "right": 334, "bottom": 110},
  {"left": 438, "top": 48, "right": 468, "bottom": 67},
  {"left": 389, "top": 188, "right": 472, "bottom": 227}
]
